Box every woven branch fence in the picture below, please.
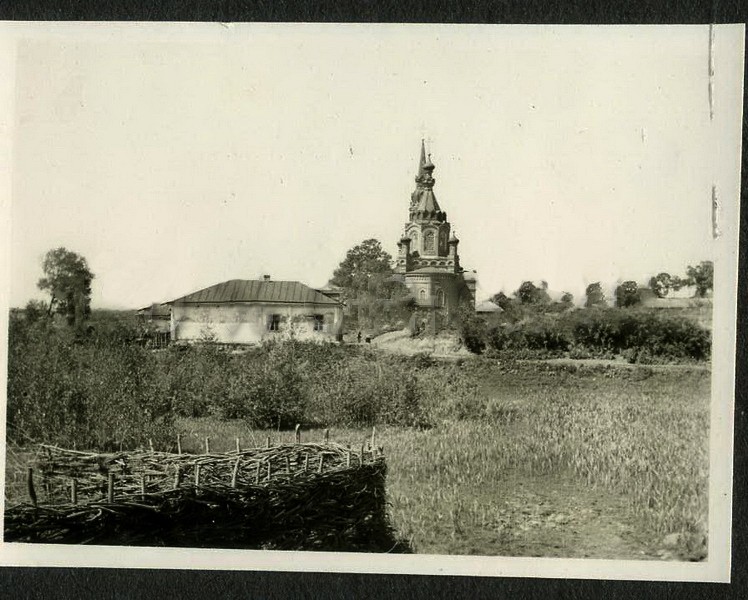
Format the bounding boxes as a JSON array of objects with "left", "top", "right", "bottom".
[{"left": 5, "top": 431, "right": 408, "bottom": 552}]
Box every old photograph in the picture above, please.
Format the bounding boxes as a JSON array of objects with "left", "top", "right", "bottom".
[{"left": 0, "top": 23, "right": 743, "bottom": 581}]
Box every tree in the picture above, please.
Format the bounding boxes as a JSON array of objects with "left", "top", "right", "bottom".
[
  {"left": 489, "top": 291, "right": 521, "bottom": 322},
  {"left": 684, "top": 261, "right": 714, "bottom": 298},
  {"left": 330, "top": 239, "right": 413, "bottom": 331},
  {"left": 615, "top": 281, "right": 641, "bottom": 308},
  {"left": 487, "top": 292, "right": 509, "bottom": 310},
  {"left": 330, "top": 239, "right": 394, "bottom": 301},
  {"left": 585, "top": 282, "right": 606, "bottom": 308},
  {"left": 37, "top": 247, "right": 94, "bottom": 331},
  {"left": 24, "top": 299, "right": 49, "bottom": 324},
  {"left": 560, "top": 292, "right": 574, "bottom": 307},
  {"left": 514, "top": 281, "right": 551, "bottom": 305},
  {"left": 649, "top": 272, "right": 673, "bottom": 298}
]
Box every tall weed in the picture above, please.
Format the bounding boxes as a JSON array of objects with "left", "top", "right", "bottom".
[{"left": 7, "top": 315, "right": 175, "bottom": 450}]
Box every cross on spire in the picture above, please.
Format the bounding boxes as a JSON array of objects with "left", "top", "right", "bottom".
[{"left": 415, "top": 139, "right": 435, "bottom": 188}]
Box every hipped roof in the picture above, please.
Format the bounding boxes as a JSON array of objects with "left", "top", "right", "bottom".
[
  {"left": 167, "top": 279, "right": 341, "bottom": 306},
  {"left": 475, "top": 299, "right": 503, "bottom": 313}
]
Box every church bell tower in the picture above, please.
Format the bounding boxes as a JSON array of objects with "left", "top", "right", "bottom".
[{"left": 395, "top": 141, "right": 476, "bottom": 325}]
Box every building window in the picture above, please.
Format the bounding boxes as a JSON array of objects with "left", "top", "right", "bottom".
[
  {"left": 436, "top": 289, "right": 445, "bottom": 307},
  {"left": 423, "top": 230, "right": 435, "bottom": 254},
  {"left": 267, "top": 314, "right": 281, "bottom": 331},
  {"left": 419, "top": 289, "right": 427, "bottom": 303},
  {"left": 313, "top": 314, "right": 324, "bottom": 332}
]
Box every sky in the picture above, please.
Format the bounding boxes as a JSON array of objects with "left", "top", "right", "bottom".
[{"left": 5, "top": 24, "right": 736, "bottom": 309}]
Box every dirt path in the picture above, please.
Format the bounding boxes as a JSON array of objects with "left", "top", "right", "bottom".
[
  {"left": 368, "top": 329, "right": 472, "bottom": 359},
  {"left": 412, "top": 472, "right": 663, "bottom": 559},
  {"left": 490, "top": 474, "right": 660, "bottom": 559}
]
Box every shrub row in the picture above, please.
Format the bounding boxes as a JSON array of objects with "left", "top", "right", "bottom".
[
  {"left": 461, "top": 308, "right": 711, "bottom": 362},
  {"left": 8, "top": 311, "right": 482, "bottom": 448},
  {"left": 156, "top": 341, "right": 451, "bottom": 430}
]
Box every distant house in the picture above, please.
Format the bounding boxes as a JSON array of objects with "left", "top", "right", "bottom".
[
  {"left": 639, "top": 286, "right": 713, "bottom": 309},
  {"left": 638, "top": 286, "right": 713, "bottom": 330},
  {"left": 166, "top": 277, "right": 344, "bottom": 344},
  {"left": 315, "top": 283, "right": 344, "bottom": 304},
  {"left": 136, "top": 303, "right": 171, "bottom": 332},
  {"left": 475, "top": 299, "right": 503, "bottom": 314}
]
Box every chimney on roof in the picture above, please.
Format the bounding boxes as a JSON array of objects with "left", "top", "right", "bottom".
[{"left": 263, "top": 274, "right": 271, "bottom": 281}]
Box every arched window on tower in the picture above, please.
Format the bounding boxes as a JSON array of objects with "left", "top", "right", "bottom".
[
  {"left": 410, "top": 230, "right": 419, "bottom": 247},
  {"left": 423, "top": 230, "right": 435, "bottom": 254},
  {"left": 419, "top": 289, "right": 427, "bottom": 304},
  {"left": 436, "top": 289, "right": 445, "bottom": 307}
]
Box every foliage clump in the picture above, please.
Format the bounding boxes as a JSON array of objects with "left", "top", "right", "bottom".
[
  {"left": 37, "top": 247, "right": 94, "bottom": 334},
  {"left": 7, "top": 313, "right": 175, "bottom": 451},
  {"left": 456, "top": 307, "right": 710, "bottom": 363},
  {"left": 328, "top": 238, "right": 414, "bottom": 335}
]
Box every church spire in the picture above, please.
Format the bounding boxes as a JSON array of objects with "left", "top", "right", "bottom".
[
  {"left": 410, "top": 140, "right": 442, "bottom": 218},
  {"left": 415, "top": 139, "right": 435, "bottom": 188},
  {"left": 418, "top": 139, "right": 427, "bottom": 177}
]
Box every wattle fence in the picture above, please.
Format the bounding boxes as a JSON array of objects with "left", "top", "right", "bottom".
[{"left": 5, "top": 432, "right": 406, "bottom": 552}]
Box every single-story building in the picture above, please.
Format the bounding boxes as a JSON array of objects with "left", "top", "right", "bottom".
[
  {"left": 136, "top": 303, "right": 172, "bottom": 333},
  {"left": 166, "top": 277, "right": 344, "bottom": 344}
]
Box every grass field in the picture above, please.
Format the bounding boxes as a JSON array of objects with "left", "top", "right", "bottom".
[{"left": 175, "top": 360, "right": 710, "bottom": 560}]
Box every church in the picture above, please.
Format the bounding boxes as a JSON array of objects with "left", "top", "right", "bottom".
[
  {"left": 394, "top": 142, "right": 476, "bottom": 332},
  {"left": 152, "top": 141, "right": 475, "bottom": 343}
]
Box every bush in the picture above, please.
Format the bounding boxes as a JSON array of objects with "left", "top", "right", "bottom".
[
  {"left": 561, "top": 309, "right": 710, "bottom": 361},
  {"left": 522, "top": 318, "right": 572, "bottom": 352},
  {"left": 165, "top": 341, "right": 433, "bottom": 430},
  {"left": 243, "top": 341, "right": 307, "bottom": 429},
  {"left": 7, "top": 314, "right": 175, "bottom": 451},
  {"left": 304, "top": 348, "right": 431, "bottom": 428},
  {"left": 456, "top": 310, "right": 487, "bottom": 354}
]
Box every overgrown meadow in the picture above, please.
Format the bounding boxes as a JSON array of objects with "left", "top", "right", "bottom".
[{"left": 5, "top": 311, "right": 710, "bottom": 559}]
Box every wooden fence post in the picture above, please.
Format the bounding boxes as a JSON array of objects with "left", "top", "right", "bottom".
[
  {"left": 295, "top": 424, "right": 301, "bottom": 444},
  {"left": 371, "top": 427, "right": 376, "bottom": 451},
  {"left": 318, "top": 454, "right": 324, "bottom": 473},
  {"left": 194, "top": 464, "right": 201, "bottom": 488},
  {"left": 254, "top": 461, "right": 261, "bottom": 484},
  {"left": 235, "top": 437, "right": 241, "bottom": 453},
  {"left": 140, "top": 473, "right": 147, "bottom": 498},
  {"left": 266, "top": 436, "right": 271, "bottom": 449},
  {"left": 27, "top": 468, "right": 37, "bottom": 508},
  {"left": 107, "top": 472, "right": 114, "bottom": 503},
  {"left": 323, "top": 429, "right": 329, "bottom": 444},
  {"left": 173, "top": 465, "right": 182, "bottom": 489},
  {"left": 266, "top": 460, "right": 271, "bottom": 481},
  {"left": 285, "top": 456, "right": 291, "bottom": 474},
  {"left": 231, "top": 458, "right": 241, "bottom": 488},
  {"left": 176, "top": 433, "right": 182, "bottom": 455},
  {"left": 204, "top": 437, "right": 211, "bottom": 454},
  {"left": 304, "top": 454, "right": 309, "bottom": 472},
  {"left": 148, "top": 438, "right": 154, "bottom": 453},
  {"left": 71, "top": 478, "right": 78, "bottom": 505}
]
